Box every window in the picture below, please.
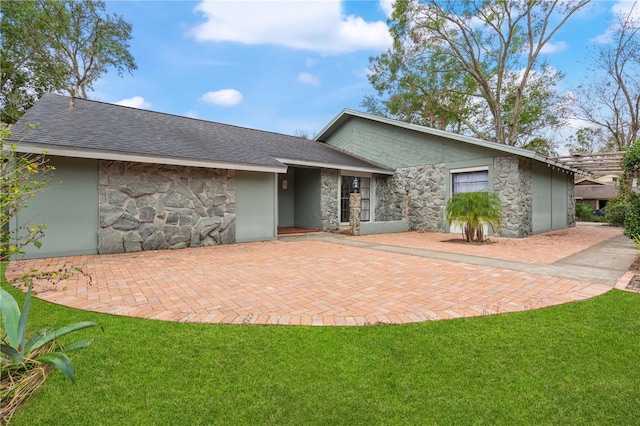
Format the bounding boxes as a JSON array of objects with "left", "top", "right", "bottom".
[
  {"left": 452, "top": 170, "right": 489, "bottom": 195},
  {"left": 340, "top": 176, "right": 370, "bottom": 222}
]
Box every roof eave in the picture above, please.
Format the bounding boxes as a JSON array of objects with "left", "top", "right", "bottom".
[
  {"left": 8, "top": 143, "right": 287, "bottom": 174},
  {"left": 275, "top": 157, "right": 394, "bottom": 175}
]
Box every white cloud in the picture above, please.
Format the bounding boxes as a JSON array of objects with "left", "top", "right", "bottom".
[
  {"left": 185, "top": 110, "right": 199, "bottom": 118},
  {"left": 592, "top": 1, "right": 640, "bottom": 43},
  {"left": 297, "top": 72, "right": 321, "bottom": 86},
  {"left": 115, "top": 96, "right": 151, "bottom": 109},
  {"left": 380, "top": 0, "right": 395, "bottom": 18},
  {"left": 539, "top": 41, "right": 567, "bottom": 54},
  {"left": 612, "top": 0, "right": 640, "bottom": 20},
  {"left": 190, "top": 0, "right": 392, "bottom": 55},
  {"left": 200, "top": 89, "right": 243, "bottom": 106}
]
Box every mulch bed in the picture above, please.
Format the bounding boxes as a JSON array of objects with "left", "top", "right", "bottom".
[
  {"left": 627, "top": 256, "right": 640, "bottom": 292},
  {"left": 442, "top": 239, "right": 497, "bottom": 245}
]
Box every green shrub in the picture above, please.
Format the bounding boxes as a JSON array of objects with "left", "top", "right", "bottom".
[
  {"left": 623, "top": 193, "right": 640, "bottom": 238},
  {"left": 575, "top": 203, "right": 594, "bottom": 221},
  {"left": 604, "top": 201, "right": 631, "bottom": 226}
]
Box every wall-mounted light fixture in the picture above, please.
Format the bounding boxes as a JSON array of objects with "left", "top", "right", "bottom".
[
  {"left": 282, "top": 179, "right": 288, "bottom": 190},
  {"left": 404, "top": 183, "right": 410, "bottom": 195},
  {"left": 352, "top": 177, "right": 360, "bottom": 193}
]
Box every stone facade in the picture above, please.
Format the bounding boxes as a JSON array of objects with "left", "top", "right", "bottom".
[
  {"left": 376, "top": 164, "right": 446, "bottom": 232},
  {"left": 98, "top": 161, "right": 235, "bottom": 254},
  {"left": 567, "top": 174, "right": 576, "bottom": 227},
  {"left": 493, "top": 156, "right": 533, "bottom": 238},
  {"left": 320, "top": 168, "right": 340, "bottom": 232},
  {"left": 349, "top": 193, "right": 361, "bottom": 236}
]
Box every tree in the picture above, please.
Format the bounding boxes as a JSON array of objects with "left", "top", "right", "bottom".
[
  {"left": 0, "top": 125, "right": 55, "bottom": 260},
  {"left": 364, "top": 0, "right": 589, "bottom": 147},
  {"left": 0, "top": 0, "right": 137, "bottom": 124},
  {"left": 445, "top": 191, "right": 502, "bottom": 243},
  {"left": 521, "top": 137, "right": 559, "bottom": 156},
  {"left": 565, "top": 127, "right": 608, "bottom": 154},
  {"left": 573, "top": 4, "right": 640, "bottom": 151}
]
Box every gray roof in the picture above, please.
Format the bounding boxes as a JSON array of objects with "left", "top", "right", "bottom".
[
  {"left": 575, "top": 184, "right": 640, "bottom": 200},
  {"left": 9, "top": 94, "right": 393, "bottom": 174},
  {"left": 316, "top": 109, "right": 588, "bottom": 175}
]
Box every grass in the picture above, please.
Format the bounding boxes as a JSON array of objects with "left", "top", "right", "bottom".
[{"left": 2, "top": 264, "right": 640, "bottom": 425}]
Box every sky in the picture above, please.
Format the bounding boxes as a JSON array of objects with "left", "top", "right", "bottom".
[{"left": 93, "top": 0, "right": 638, "bottom": 146}]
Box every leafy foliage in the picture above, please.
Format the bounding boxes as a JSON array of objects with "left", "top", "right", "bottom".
[
  {"left": 622, "top": 138, "right": 640, "bottom": 175},
  {"left": 0, "top": 0, "right": 137, "bottom": 123},
  {"left": 0, "top": 125, "right": 56, "bottom": 260},
  {"left": 445, "top": 191, "right": 502, "bottom": 242},
  {"left": 364, "top": 0, "right": 588, "bottom": 147},
  {"left": 0, "top": 279, "right": 99, "bottom": 422},
  {"left": 575, "top": 204, "right": 594, "bottom": 221},
  {"left": 566, "top": 127, "right": 608, "bottom": 155},
  {"left": 604, "top": 200, "right": 631, "bottom": 226},
  {"left": 0, "top": 281, "right": 99, "bottom": 382},
  {"left": 622, "top": 192, "right": 640, "bottom": 238}
]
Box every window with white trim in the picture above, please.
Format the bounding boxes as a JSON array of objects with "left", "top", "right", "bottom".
[{"left": 452, "top": 170, "right": 489, "bottom": 195}]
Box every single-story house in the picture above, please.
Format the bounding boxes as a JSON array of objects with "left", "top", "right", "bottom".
[
  {"left": 7, "top": 94, "right": 584, "bottom": 259},
  {"left": 575, "top": 177, "right": 617, "bottom": 211},
  {"left": 575, "top": 175, "right": 639, "bottom": 213}
]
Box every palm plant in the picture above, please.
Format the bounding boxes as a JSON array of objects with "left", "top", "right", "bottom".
[{"left": 445, "top": 191, "right": 503, "bottom": 242}]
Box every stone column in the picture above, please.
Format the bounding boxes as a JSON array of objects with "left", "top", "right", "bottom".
[
  {"left": 403, "top": 194, "right": 411, "bottom": 229},
  {"left": 349, "top": 192, "right": 361, "bottom": 236}
]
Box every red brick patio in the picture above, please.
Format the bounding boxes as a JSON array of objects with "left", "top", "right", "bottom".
[{"left": 4, "top": 225, "right": 629, "bottom": 326}]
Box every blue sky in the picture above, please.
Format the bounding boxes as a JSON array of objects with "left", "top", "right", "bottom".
[{"left": 93, "top": 0, "right": 638, "bottom": 143}]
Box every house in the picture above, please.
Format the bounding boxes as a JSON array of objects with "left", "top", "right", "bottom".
[
  {"left": 575, "top": 175, "right": 639, "bottom": 213},
  {"left": 8, "top": 94, "right": 584, "bottom": 259},
  {"left": 317, "top": 110, "right": 583, "bottom": 237}
]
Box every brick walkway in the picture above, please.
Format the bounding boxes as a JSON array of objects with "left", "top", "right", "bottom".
[{"left": 4, "top": 225, "right": 631, "bottom": 326}]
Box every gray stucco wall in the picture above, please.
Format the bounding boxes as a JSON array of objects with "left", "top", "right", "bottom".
[
  {"left": 98, "top": 161, "right": 235, "bottom": 254},
  {"left": 325, "top": 117, "right": 501, "bottom": 169},
  {"left": 235, "top": 171, "right": 276, "bottom": 242},
  {"left": 13, "top": 156, "right": 99, "bottom": 259},
  {"left": 293, "top": 168, "right": 321, "bottom": 228},
  {"left": 277, "top": 168, "right": 295, "bottom": 227},
  {"left": 531, "top": 162, "right": 573, "bottom": 233}
]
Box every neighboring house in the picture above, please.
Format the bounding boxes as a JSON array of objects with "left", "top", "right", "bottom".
[
  {"left": 9, "top": 94, "right": 584, "bottom": 259},
  {"left": 575, "top": 175, "right": 639, "bottom": 212},
  {"left": 575, "top": 177, "right": 617, "bottom": 211}
]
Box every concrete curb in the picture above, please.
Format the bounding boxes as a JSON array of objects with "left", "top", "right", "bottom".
[{"left": 615, "top": 270, "right": 637, "bottom": 292}]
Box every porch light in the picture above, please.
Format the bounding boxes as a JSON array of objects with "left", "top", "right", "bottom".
[
  {"left": 352, "top": 177, "right": 360, "bottom": 193},
  {"left": 405, "top": 183, "right": 410, "bottom": 194}
]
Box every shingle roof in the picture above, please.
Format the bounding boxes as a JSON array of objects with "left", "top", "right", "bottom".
[
  {"left": 574, "top": 184, "right": 640, "bottom": 200},
  {"left": 316, "top": 109, "right": 589, "bottom": 176},
  {"left": 9, "top": 94, "right": 393, "bottom": 174}
]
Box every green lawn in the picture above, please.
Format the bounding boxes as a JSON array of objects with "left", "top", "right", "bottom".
[{"left": 2, "top": 267, "right": 640, "bottom": 425}]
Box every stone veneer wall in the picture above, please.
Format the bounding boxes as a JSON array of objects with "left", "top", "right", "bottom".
[
  {"left": 320, "top": 168, "right": 340, "bottom": 232},
  {"left": 567, "top": 173, "right": 576, "bottom": 227},
  {"left": 376, "top": 164, "right": 446, "bottom": 231},
  {"left": 98, "top": 161, "right": 235, "bottom": 254},
  {"left": 493, "top": 156, "right": 533, "bottom": 238}
]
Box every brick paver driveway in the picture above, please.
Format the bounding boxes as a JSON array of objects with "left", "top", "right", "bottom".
[{"left": 5, "top": 225, "right": 631, "bottom": 326}]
